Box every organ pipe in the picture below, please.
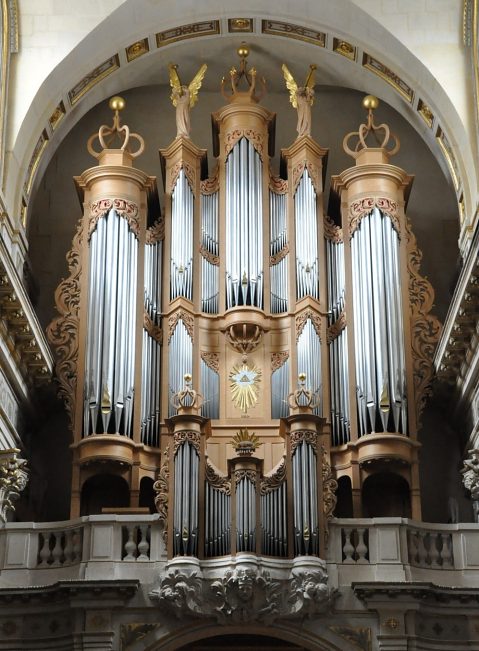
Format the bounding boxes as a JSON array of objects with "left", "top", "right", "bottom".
[
  {"left": 200, "top": 358, "right": 219, "bottom": 420},
  {"left": 269, "top": 190, "right": 288, "bottom": 313},
  {"left": 168, "top": 320, "right": 193, "bottom": 417},
  {"left": 271, "top": 358, "right": 290, "bottom": 419},
  {"left": 173, "top": 439, "right": 200, "bottom": 556},
  {"left": 201, "top": 191, "right": 219, "bottom": 314},
  {"left": 297, "top": 319, "right": 322, "bottom": 416},
  {"left": 295, "top": 171, "right": 319, "bottom": 300},
  {"left": 292, "top": 440, "right": 319, "bottom": 555},
  {"left": 170, "top": 169, "right": 194, "bottom": 301}
]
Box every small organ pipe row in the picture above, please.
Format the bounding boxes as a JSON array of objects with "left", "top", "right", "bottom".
[
  {"left": 261, "top": 481, "right": 287, "bottom": 557},
  {"left": 83, "top": 210, "right": 137, "bottom": 436},
  {"left": 225, "top": 138, "right": 264, "bottom": 309},
  {"left": 269, "top": 190, "right": 288, "bottom": 313},
  {"left": 235, "top": 474, "right": 257, "bottom": 552},
  {"left": 271, "top": 357, "right": 290, "bottom": 419},
  {"left": 351, "top": 208, "right": 407, "bottom": 435},
  {"left": 200, "top": 358, "right": 219, "bottom": 420},
  {"left": 170, "top": 169, "right": 194, "bottom": 301},
  {"left": 329, "top": 327, "right": 350, "bottom": 446},
  {"left": 295, "top": 172, "right": 319, "bottom": 300},
  {"left": 204, "top": 481, "right": 231, "bottom": 557},
  {"left": 173, "top": 440, "right": 199, "bottom": 556},
  {"left": 168, "top": 320, "right": 193, "bottom": 417},
  {"left": 326, "top": 237, "right": 345, "bottom": 322},
  {"left": 201, "top": 191, "right": 219, "bottom": 314},
  {"left": 297, "top": 319, "right": 322, "bottom": 415},
  {"left": 292, "top": 440, "right": 319, "bottom": 556}
]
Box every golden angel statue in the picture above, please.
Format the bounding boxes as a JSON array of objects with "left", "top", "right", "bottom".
[
  {"left": 281, "top": 64, "right": 317, "bottom": 138},
  {"left": 169, "top": 63, "right": 207, "bottom": 138}
]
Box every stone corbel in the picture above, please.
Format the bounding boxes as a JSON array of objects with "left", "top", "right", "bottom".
[{"left": 0, "top": 449, "right": 28, "bottom": 523}]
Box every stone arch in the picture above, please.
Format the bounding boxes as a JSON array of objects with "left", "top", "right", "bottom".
[{"left": 12, "top": 0, "right": 470, "bottom": 230}]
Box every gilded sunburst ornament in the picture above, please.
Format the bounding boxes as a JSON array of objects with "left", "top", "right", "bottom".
[{"left": 229, "top": 362, "right": 262, "bottom": 414}]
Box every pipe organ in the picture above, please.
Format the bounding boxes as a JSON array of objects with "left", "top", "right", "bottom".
[{"left": 49, "top": 50, "right": 439, "bottom": 556}]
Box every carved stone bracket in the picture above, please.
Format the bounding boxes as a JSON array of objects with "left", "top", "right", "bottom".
[
  {"left": 199, "top": 244, "right": 220, "bottom": 265},
  {"left": 224, "top": 128, "right": 264, "bottom": 160},
  {"left": 151, "top": 561, "right": 336, "bottom": 624},
  {"left": 290, "top": 430, "right": 318, "bottom": 454},
  {"left": 260, "top": 460, "right": 286, "bottom": 495},
  {"left": 291, "top": 160, "right": 321, "bottom": 195},
  {"left": 146, "top": 219, "right": 165, "bottom": 244},
  {"left": 88, "top": 198, "right": 139, "bottom": 239},
  {"left": 271, "top": 351, "right": 289, "bottom": 372},
  {"left": 0, "top": 449, "right": 28, "bottom": 523},
  {"left": 324, "top": 215, "right": 343, "bottom": 243},
  {"left": 327, "top": 311, "right": 346, "bottom": 344},
  {"left": 46, "top": 219, "right": 83, "bottom": 427},
  {"left": 168, "top": 309, "right": 194, "bottom": 343},
  {"left": 321, "top": 445, "right": 338, "bottom": 546},
  {"left": 270, "top": 243, "right": 289, "bottom": 266},
  {"left": 296, "top": 308, "right": 321, "bottom": 342},
  {"left": 349, "top": 197, "right": 400, "bottom": 239},
  {"left": 173, "top": 430, "right": 201, "bottom": 456},
  {"left": 205, "top": 460, "right": 231, "bottom": 495},
  {"left": 143, "top": 311, "right": 162, "bottom": 343},
  {"left": 406, "top": 219, "right": 442, "bottom": 428},
  {"left": 170, "top": 161, "right": 196, "bottom": 193},
  {"left": 153, "top": 445, "right": 169, "bottom": 543}
]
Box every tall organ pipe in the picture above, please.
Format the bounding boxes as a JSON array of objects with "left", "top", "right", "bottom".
[
  {"left": 200, "top": 191, "right": 219, "bottom": 313},
  {"left": 225, "top": 138, "right": 263, "bottom": 309},
  {"left": 168, "top": 320, "right": 193, "bottom": 417},
  {"left": 170, "top": 169, "right": 194, "bottom": 301},
  {"left": 297, "top": 319, "right": 322, "bottom": 415},
  {"left": 173, "top": 440, "right": 199, "bottom": 556},
  {"left": 271, "top": 358, "right": 290, "bottom": 419},
  {"left": 83, "top": 210, "right": 137, "bottom": 437},
  {"left": 200, "top": 358, "right": 219, "bottom": 419},
  {"left": 269, "top": 190, "right": 288, "bottom": 313},
  {"left": 295, "top": 172, "right": 319, "bottom": 300},
  {"left": 351, "top": 208, "right": 407, "bottom": 434},
  {"left": 292, "top": 440, "right": 319, "bottom": 555}
]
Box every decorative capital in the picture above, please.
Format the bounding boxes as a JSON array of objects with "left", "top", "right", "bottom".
[{"left": 0, "top": 449, "right": 28, "bottom": 523}]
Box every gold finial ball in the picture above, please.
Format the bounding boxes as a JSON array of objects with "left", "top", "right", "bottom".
[
  {"left": 237, "top": 42, "right": 249, "bottom": 59},
  {"left": 362, "top": 95, "right": 379, "bottom": 111},
  {"left": 184, "top": 373, "right": 192, "bottom": 384},
  {"left": 109, "top": 96, "right": 125, "bottom": 111},
  {"left": 298, "top": 373, "right": 307, "bottom": 383}
]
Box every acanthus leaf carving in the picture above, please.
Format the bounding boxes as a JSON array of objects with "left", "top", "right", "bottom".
[
  {"left": 170, "top": 161, "right": 196, "bottom": 193},
  {"left": 349, "top": 197, "right": 400, "bottom": 239},
  {"left": 327, "top": 311, "right": 346, "bottom": 344},
  {"left": 321, "top": 444, "right": 338, "bottom": 547},
  {"left": 406, "top": 219, "right": 442, "bottom": 428},
  {"left": 199, "top": 244, "right": 220, "bottom": 265},
  {"left": 173, "top": 430, "right": 201, "bottom": 456},
  {"left": 271, "top": 351, "right": 289, "bottom": 372},
  {"left": 224, "top": 129, "right": 264, "bottom": 160},
  {"left": 269, "top": 172, "right": 288, "bottom": 194},
  {"left": 153, "top": 445, "right": 170, "bottom": 543},
  {"left": 260, "top": 459, "right": 286, "bottom": 495},
  {"left": 200, "top": 166, "right": 219, "bottom": 194},
  {"left": 291, "top": 160, "right": 321, "bottom": 195},
  {"left": 146, "top": 218, "right": 165, "bottom": 244},
  {"left": 296, "top": 308, "right": 322, "bottom": 342},
  {"left": 269, "top": 243, "right": 289, "bottom": 266},
  {"left": 205, "top": 460, "right": 231, "bottom": 495},
  {"left": 290, "top": 429, "right": 318, "bottom": 454},
  {"left": 88, "top": 198, "right": 139, "bottom": 239},
  {"left": 0, "top": 450, "right": 29, "bottom": 523},
  {"left": 168, "top": 309, "right": 194, "bottom": 343},
  {"left": 324, "top": 215, "right": 343, "bottom": 243},
  {"left": 143, "top": 311, "right": 162, "bottom": 343},
  {"left": 46, "top": 219, "right": 83, "bottom": 428},
  {"left": 201, "top": 351, "right": 219, "bottom": 373}
]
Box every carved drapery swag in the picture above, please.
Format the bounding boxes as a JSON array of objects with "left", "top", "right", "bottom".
[
  {"left": 406, "top": 219, "right": 442, "bottom": 428},
  {"left": 46, "top": 220, "right": 83, "bottom": 427},
  {"left": 88, "top": 198, "right": 140, "bottom": 239},
  {"left": 348, "top": 197, "right": 400, "bottom": 239},
  {"left": 153, "top": 445, "right": 170, "bottom": 543}
]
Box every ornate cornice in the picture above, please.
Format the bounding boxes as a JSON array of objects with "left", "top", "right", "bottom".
[
  {"left": 406, "top": 219, "right": 442, "bottom": 428},
  {"left": 88, "top": 198, "right": 139, "bottom": 239},
  {"left": 46, "top": 219, "right": 83, "bottom": 426}
]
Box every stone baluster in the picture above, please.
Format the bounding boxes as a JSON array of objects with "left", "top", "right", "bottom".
[
  {"left": 38, "top": 533, "right": 52, "bottom": 566},
  {"left": 343, "top": 528, "right": 355, "bottom": 563},
  {"left": 416, "top": 531, "right": 428, "bottom": 567},
  {"left": 51, "top": 531, "right": 64, "bottom": 566},
  {"left": 355, "top": 527, "right": 368, "bottom": 563},
  {"left": 428, "top": 533, "right": 440, "bottom": 567},
  {"left": 64, "top": 530, "right": 74, "bottom": 563},
  {"left": 407, "top": 529, "right": 418, "bottom": 564},
  {"left": 123, "top": 525, "right": 138, "bottom": 560},
  {"left": 440, "top": 533, "right": 454, "bottom": 567},
  {"left": 72, "top": 529, "right": 82, "bottom": 562},
  {"left": 137, "top": 525, "right": 150, "bottom": 560}
]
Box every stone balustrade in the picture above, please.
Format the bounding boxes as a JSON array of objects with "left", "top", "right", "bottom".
[{"left": 1, "top": 516, "right": 479, "bottom": 589}]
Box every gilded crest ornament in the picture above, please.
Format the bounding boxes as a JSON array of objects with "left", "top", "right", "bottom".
[{"left": 229, "top": 362, "right": 261, "bottom": 414}]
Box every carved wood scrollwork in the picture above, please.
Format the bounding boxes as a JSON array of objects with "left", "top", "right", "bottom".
[
  {"left": 143, "top": 311, "right": 162, "bottom": 343},
  {"left": 269, "top": 172, "right": 288, "bottom": 194},
  {"left": 234, "top": 469, "right": 257, "bottom": 486},
  {"left": 324, "top": 215, "right": 343, "bottom": 243},
  {"left": 205, "top": 460, "right": 231, "bottom": 495},
  {"left": 290, "top": 430, "right": 317, "bottom": 454},
  {"left": 327, "top": 311, "right": 346, "bottom": 344},
  {"left": 200, "top": 166, "right": 219, "bottom": 194},
  {"left": 146, "top": 219, "right": 165, "bottom": 244},
  {"left": 88, "top": 198, "right": 139, "bottom": 239},
  {"left": 199, "top": 244, "right": 220, "bottom": 265},
  {"left": 296, "top": 308, "right": 322, "bottom": 342},
  {"left": 406, "top": 219, "right": 442, "bottom": 428},
  {"left": 291, "top": 160, "right": 321, "bottom": 195},
  {"left": 269, "top": 244, "right": 289, "bottom": 266},
  {"left": 168, "top": 309, "right": 194, "bottom": 343},
  {"left": 321, "top": 444, "right": 338, "bottom": 547},
  {"left": 224, "top": 128, "right": 264, "bottom": 159},
  {"left": 170, "top": 161, "right": 196, "bottom": 192},
  {"left": 201, "top": 351, "right": 219, "bottom": 373},
  {"left": 271, "top": 351, "right": 289, "bottom": 372},
  {"left": 260, "top": 460, "right": 286, "bottom": 495},
  {"left": 46, "top": 219, "right": 83, "bottom": 428},
  {"left": 173, "top": 430, "right": 201, "bottom": 456},
  {"left": 153, "top": 445, "right": 170, "bottom": 543},
  {"left": 349, "top": 197, "right": 400, "bottom": 239}
]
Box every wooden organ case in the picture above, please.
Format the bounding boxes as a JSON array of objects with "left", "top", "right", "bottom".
[{"left": 48, "top": 52, "right": 440, "bottom": 560}]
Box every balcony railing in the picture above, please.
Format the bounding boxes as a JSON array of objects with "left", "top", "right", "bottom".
[{"left": 1, "top": 516, "right": 479, "bottom": 587}]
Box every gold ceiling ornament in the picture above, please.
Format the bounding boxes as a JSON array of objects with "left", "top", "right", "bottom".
[
  {"left": 229, "top": 428, "right": 261, "bottom": 456},
  {"left": 86, "top": 96, "right": 145, "bottom": 159},
  {"left": 229, "top": 361, "right": 262, "bottom": 414},
  {"left": 343, "top": 95, "right": 400, "bottom": 160}
]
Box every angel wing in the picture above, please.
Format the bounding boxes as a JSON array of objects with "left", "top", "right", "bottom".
[
  {"left": 304, "top": 64, "right": 317, "bottom": 89},
  {"left": 188, "top": 63, "right": 207, "bottom": 108},
  {"left": 282, "top": 63, "right": 298, "bottom": 108},
  {"left": 169, "top": 64, "right": 182, "bottom": 106}
]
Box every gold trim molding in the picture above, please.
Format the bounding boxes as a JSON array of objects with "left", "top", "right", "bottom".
[
  {"left": 23, "top": 129, "right": 48, "bottom": 197},
  {"left": 126, "top": 38, "right": 149, "bottom": 62},
  {"left": 156, "top": 20, "right": 220, "bottom": 47},
  {"left": 68, "top": 55, "right": 120, "bottom": 106},
  {"left": 362, "top": 53, "right": 414, "bottom": 103},
  {"left": 262, "top": 19, "right": 326, "bottom": 47},
  {"left": 333, "top": 38, "right": 356, "bottom": 61},
  {"left": 436, "top": 127, "right": 460, "bottom": 192}
]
